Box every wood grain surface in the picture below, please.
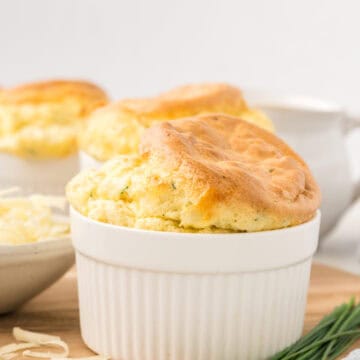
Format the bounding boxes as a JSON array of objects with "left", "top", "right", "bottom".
[{"left": 1, "top": 263, "right": 360, "bottom": 359}]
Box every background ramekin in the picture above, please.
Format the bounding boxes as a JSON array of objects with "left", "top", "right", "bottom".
[
  {"left": 0, "top": 152, "right": 79, "bottom": 195},
  {"left": 71, "top": 208, "right": 320, "bottom": 360},
  {"left": 79, "top": 150, "right": 104, "bottom": 170}
]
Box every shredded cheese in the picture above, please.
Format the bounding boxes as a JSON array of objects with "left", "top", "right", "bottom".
[
  {"left": 0, "top": 189, "right": 70, "bottom": 245},
  {"left": 23, "top": 340, "right": 69, "bottom": 359},
  {"left": 52, "top": 357, "right": 109, "bottom": 360},
  {"left": 13, "top": 327, "right": 60, "bottom": 344},
  {"left": 0, "top": 342, "right": 37, "bottom": 355},
  {"left": 0, "top": 328, "right": 109, "bottom": 360},
  {"left": 13, "top": 328, "right": 69, "bottom": 358},
  {"left": 1, "top": 353, "right": 17, "bottom": 360}
]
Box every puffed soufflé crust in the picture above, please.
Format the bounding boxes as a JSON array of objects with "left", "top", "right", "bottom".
[
  {"left": 119, "top": 83, "right": 248, "bottom": 124},
  {"left": 80, "top": 83, "right": 274, "bottom": 161},
  {"left": 67, "top": 114, "right": 320, "bottom": 232},
  {"left": 0, "top": 80, "right": 108, "bottom": 158},
  {"left": 0, "top": 80, "right": 108, "bottom": 106}
]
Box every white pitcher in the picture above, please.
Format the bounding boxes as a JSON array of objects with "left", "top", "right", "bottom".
[{"left": 246, "top": 92, "right": 360, "bottom": 236}]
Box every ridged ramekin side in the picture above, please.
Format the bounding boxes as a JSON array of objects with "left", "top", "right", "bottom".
[{"left": 76, "top": 252, "right": 311, "bottom": 360}]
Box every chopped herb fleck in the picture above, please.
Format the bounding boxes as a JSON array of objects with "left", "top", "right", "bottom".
[
  {"left": 269, "top": 168, "right": 275, "bottom": 173},
  {"left": 254, "top": 217, "right": 259, "bottom": 222},
  {"left": 26, "top": 148, "right": 37, "bottom": 156},
  {"left": 171, "top": 182, "right": 176, "bottom": 190},
  {"left": 120, "top": 185, "right": 129, "bottom": 194}
]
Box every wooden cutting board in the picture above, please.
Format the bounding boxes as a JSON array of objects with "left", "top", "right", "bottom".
[{"left": 0, "top": 263, "right": 360, "bottom": 359}]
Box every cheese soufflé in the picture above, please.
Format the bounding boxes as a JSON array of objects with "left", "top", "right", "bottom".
[
  {"left": 67, "top": 114, "right": 320, "bottom": 233},
  {"left": 79, "top": 83, "right": 274, "bottom": 161},
  {"left": 0, "top": 80, "right": 108, "bottom": 158}
]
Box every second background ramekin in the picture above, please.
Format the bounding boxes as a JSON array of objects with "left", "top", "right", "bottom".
[
  {"left": 79, "top": 151, "right": 104, "bottom": 170},
  {"left": 0, "top": 152, "right": 79, "bottom": 195}
]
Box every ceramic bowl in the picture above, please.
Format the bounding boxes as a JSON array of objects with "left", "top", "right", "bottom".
[
  {"left": 0, "top": 232, "right": 74, "bottom": 314},
  {"left": 244, "top": 90, "right": 360, "bottom": 236}
]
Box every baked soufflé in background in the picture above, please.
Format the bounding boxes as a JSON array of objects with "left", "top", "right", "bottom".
[
  {"left": 0, "top": 80, "right": 108, "bottom": 158},
  {"left": 79, "top": 83, "right": 274, "bottom": 161}
]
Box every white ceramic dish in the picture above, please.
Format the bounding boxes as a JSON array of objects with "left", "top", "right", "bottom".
[
  {"left": 79, "top": 151, "right": 103, "bottom": 170},
  {"left": 0, "top": 152, "right": 79, "bottom": 195},
  {"left": 71, "top": 208, "right": 321, "bottom": 360},
  {"left": 0, "top": 229, "right": 74, "bottom": 314},
  {"left": 245, "top": 90, "right": 360, "bottom": 236}
]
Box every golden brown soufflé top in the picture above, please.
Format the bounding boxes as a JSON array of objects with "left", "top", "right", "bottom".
[{"left": 68, "top": 113, "right": 320, "bottom": 233}]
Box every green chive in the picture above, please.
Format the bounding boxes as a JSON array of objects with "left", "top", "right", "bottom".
[
  {"left": 120, "top": 185, "right": 129, "bottom": 194},
  {"left": 270, "top": 297, "right": 360, "bottom": 360},
  {"left": 321, "top": 298, "right": 355, "bottom": 359}
]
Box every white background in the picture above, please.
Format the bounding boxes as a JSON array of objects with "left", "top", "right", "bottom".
[
  {"left": 1, "top": 0, "right": 360, "bottom": 112},
  {"left": 1, "top": 0, "right": 360, "bottom": 270}
]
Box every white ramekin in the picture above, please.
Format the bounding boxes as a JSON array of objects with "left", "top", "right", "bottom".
[
  {"left": 79, "top": 151, "right": 104, "bottom": 170},
  {"left": 71, "top": 208, "right": 321, "bottom": 360},
  {"left": 0, "top": 152, "right": 79, "bottom": 195}
]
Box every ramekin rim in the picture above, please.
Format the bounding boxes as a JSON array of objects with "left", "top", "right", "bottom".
[
  {"left": 79, "top": 150, "right": 105, "bottom": 163},
  {"left": 0, "top": 236, "right": 73, "bottom": 256},
  {"left": 70, "top": 206, "right": 321, "bottom": 239}
]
